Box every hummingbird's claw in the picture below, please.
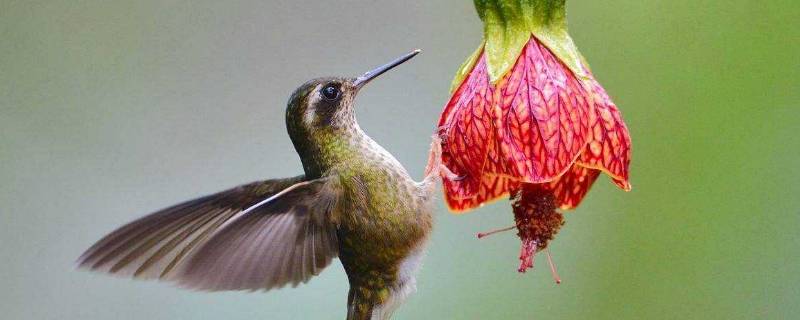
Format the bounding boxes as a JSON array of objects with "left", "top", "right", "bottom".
[
  {"left": 423, "top": 133, "right": 464, "bottom": 183},
  {"left": 439, "top": 164, "right": 465, "bottom": 182},
  {"left": 424, "top": 134, "right": 443, "bottom": 178}
]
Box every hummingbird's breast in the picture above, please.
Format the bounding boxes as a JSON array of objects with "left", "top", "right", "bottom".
[
  {"left": 334, "top": 130, "right": 431, "bottom": 227},
  {"left": 313, "top": 126, "right": 433, "bottom": 296}
]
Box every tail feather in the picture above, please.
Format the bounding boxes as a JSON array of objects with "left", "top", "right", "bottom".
[
  {"left": 346, "top": 288, "right": 376, "bottom": 320},
  {"left": 346, "top": 280, "right": 416, "bottom": 320}
]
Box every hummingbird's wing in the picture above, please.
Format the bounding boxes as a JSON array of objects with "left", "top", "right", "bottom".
[
  {"left": 174, "top": 176, "right": 342, "bottom": 291},
  {"left": 77, "top": 175, "right": 341, "bottom": 291}
]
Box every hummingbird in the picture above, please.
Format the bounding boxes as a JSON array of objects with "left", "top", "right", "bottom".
[{"left": 77, "top": 49, "right": 452, "bottom": 320}]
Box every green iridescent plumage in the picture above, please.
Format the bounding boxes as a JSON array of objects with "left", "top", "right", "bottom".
[{"left": 77, "top": 51, "right": 436, "bottom": 320}]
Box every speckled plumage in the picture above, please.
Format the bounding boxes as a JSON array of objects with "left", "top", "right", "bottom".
[
  {"left": 287, "top": 77, "right": 435, "bottom": 319},
  {"left": 77, "top": 51, "right": 434, "bottom": 320}
]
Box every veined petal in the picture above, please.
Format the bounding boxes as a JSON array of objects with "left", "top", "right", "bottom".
[
  {"left": 443, "top": 175, "right": 519, "bottom": 212},
  {"left": 577, "top": 78, "right": 632, "bottom": 191},
  {"left": 439, "top": 53, "right": 497, "bottom": 199},
  {"left": 495, "top": 37, "right": 591, "bottom": 183},
  {"left": 449, "top": 44, "right": 485, "bottom": 94},
  {"left": 545, "top": 164, "right": 600, "bottom": 210},
  {"left": 438, "top": 20, "right": 630, "bottom": 212}
]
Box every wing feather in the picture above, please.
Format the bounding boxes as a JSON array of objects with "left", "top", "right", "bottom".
[
  {"left": 78, "top": 174, "right": 340, "bottom": 292},
  {"left": 172, "top": 177, "right": 341, "bottom": 291}
]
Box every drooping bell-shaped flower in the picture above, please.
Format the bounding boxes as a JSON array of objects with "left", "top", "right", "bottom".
[{"left": 437, "top": 0, "right": 631, "bottom": 278}]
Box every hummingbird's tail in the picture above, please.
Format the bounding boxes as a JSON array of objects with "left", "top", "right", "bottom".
[
  {"left": 346, "top": 288, "right": 374, "bottom": 320},
  {"left": 347, "top": 284, "right": 411, "bottom": 320}
]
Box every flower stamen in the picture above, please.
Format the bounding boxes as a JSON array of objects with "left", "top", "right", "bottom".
[
  {"left": 518, "top": 239, "right": 537, "bottom": 272},
  {"left": 546, "top": 249, "right": 561, "bottom": 284},
  {"left": 476, "top": 225, "right": 515, "bottom": 239}
]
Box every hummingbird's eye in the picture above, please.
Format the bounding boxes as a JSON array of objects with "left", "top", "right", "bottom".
[{"left": 321, "top": 85, "right": 340, "bottom": 101}]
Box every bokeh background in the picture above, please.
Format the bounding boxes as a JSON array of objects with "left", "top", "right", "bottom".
[{"left": 2, "top": 1, "right": 799, "bottom": 319}]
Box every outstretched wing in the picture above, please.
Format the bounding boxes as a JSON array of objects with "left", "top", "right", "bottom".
[
  {"left": 77, "top": 175, "right": 341, "bottom": 291},
  {"left": 175, "top": 177, "right": 341, "bottom": 291}
]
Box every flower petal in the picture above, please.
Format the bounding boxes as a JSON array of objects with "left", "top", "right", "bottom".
[
  {"left": 495, "top": 37, "right": 590, "bottom": 183},
  {"left": 443, "top": 175, "right": 518, "bottom": 212},
  {"left": 439, "top": 52, "right": 497, "bottom": 200},
  {"left": 546, "top": 165, "right": 600, "bottom": 210},
  {"left": 439, "top": 38, "right": 630, "bottom": 212},
  {"left": 577, "top": 78, "right": 632, "bottom": 191}
]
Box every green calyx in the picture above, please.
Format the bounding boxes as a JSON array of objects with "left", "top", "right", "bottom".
[{"left": 451, "top": 0, "right": 589, "bottom": 91}]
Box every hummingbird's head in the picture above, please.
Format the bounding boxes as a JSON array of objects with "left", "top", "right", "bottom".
[
  {"left": 285, "top": 49, "right": 421, "bottom": 135},
  {"left": 285, "top": 77, "right": 359, "bottom": 132}
]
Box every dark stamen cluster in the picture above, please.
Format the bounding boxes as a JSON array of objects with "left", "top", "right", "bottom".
[{"left": 511, "top": 185, "right": 564, "bottom": 251}]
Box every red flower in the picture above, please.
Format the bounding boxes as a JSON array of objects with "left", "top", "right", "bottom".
[{"left": 437, "top": 1, "right": 631, "bottom": 280}]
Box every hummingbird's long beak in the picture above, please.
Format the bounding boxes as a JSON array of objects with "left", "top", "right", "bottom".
[{"left": 353, "top": 49, "right": 421, "bottom": 89}]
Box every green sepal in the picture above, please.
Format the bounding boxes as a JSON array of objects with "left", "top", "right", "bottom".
[
  {"left": 472, "top": 0, "right": 590, "bottom": 83},
  {"left": 475, "top": 0, "right": 531, "bottom": 84},
  {"left": 449, "top": 43, "right": 484, "bottom": 94}
]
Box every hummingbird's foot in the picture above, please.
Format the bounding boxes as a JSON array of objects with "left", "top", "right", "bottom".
[
  {"left": 423, "top": 131, "right": 465, "bottom": 183},
  {"left": 424, "top": 134, "right": 443, "bottom": 178},
  {"left": 440, "top": 164, "right": 465, "bottom": 181}
]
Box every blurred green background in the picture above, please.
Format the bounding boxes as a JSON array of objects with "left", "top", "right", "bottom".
[{"left": 2, "top": 1, "right": 799, "bottom": 319}]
